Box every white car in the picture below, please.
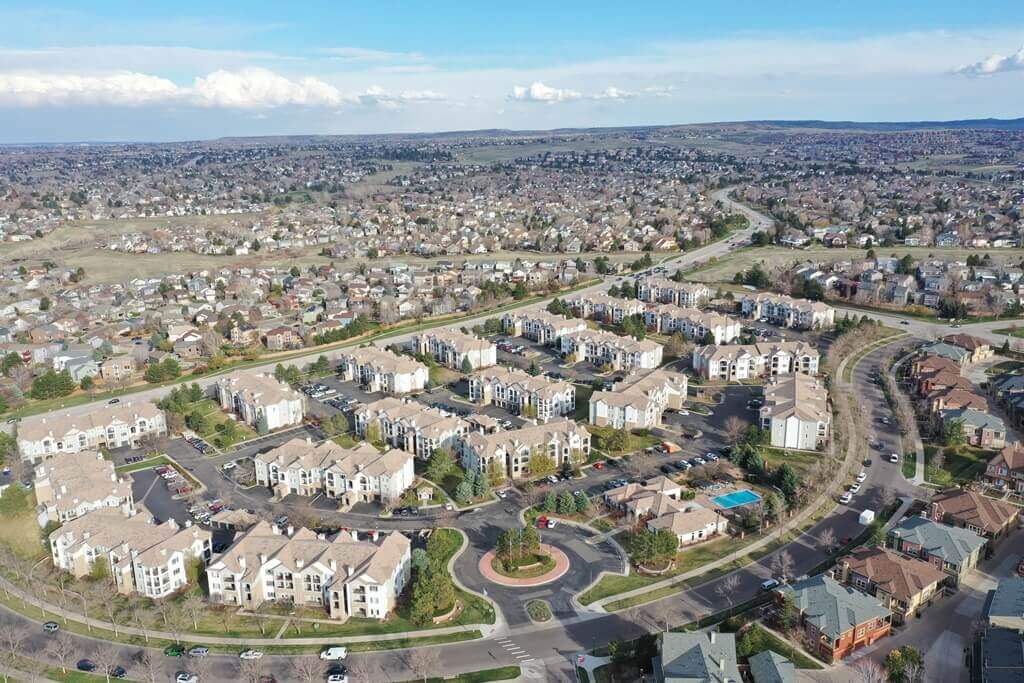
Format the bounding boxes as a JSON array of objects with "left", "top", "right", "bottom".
[
  {"left": 848, "top": 483, "right": 861, "bottom": 493},
  {"left": 855, "top": 472, "right": 867, "bottom": 483},
  {"left": 839, "top": 492, "right": 853, "bottom": 504},
  {"left": 327, "top": 674, "right": 348, "bottom": 683},
  {"left": 495, "top": 490, "right": 507, "bottom": 499},
  {"left": 320, "top": 646, "right": 348, "bottom": 661},
  {"left": 221, "top": 462, "right": 236, "bottom": 471},
  {"left": 175, "top": 674, "right": 198, "bottom": 683},
  {"left": 444, "top": 503, "right": 454, "bottom": 511},
  {"left": 239, "top": 649, "right": 263, "bottom": 660},
  {"left": 889, "top": 453, "right": 900, "bottom": 464}
]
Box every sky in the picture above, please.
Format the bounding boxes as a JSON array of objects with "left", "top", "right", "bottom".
[{"left": 0, "top": 1, "right": 1023, "bottom": 143}]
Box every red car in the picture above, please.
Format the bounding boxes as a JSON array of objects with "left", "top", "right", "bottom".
[{"left": 593, "top": 462, "right": 605, "bottom": 470}]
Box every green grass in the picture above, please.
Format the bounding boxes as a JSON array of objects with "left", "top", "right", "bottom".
[
  {"left": 760, "top": 448, "right": 822, "bottom": 480},
  {"left": 0, "top": 485, "right": 46, "bottom": 560},
  {"left": 526, "top": 599, "right": 552, "bottom": 622},
  {"left": 902, "top": 451, "right": 917, "bottom": 479},
  {"left": 736, "top": 623, "right": 824, "bottom": 670},
  {"left": 491, "top": 552, "right": 555, "bottom": 579},
  {"left": 396, "top": 665, "right": 521, "bottom": 683},
  {"left": 115, "top": 454, "right": 202, "bottom": 488},
  {"left": 573, "top": 384, "right": 594, "bottom": 421},
  {"left": 994, "top": 327, "right": 1024, "bottom": 339},
  {"left": 924, "top": 444, "right": 994, "bottom": 486},
  {"left": 331, "top": 432, "right": 359, "bottom": 448}
]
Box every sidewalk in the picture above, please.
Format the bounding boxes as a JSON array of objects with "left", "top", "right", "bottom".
[{"left": 586, "top": 341, "right": 886, "bottom": 612}]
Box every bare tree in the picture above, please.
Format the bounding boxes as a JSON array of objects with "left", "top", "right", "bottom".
[
  {"left": 650, "top": 598, "right": 673, "bottom": 632},
  {"left": 771, "top": 550, "right": 795, "bottom": 582},
  {"left": 129, "top": 601, "right": 155, "bottom": 643},
  {"left": 47, "top": 632, "right": 76, "bottom": 674},
  {"left": 102, "top": 598, "right": 123, "bottom": 637},
  {"left": 408, "top": 647, "right": 441, "bottom": 682},
  {"left": 166, "top": 603, "right": 191, "bottom": 644},
  {"left": 182, "top": 591, "right": 206, "bottom": 631},
  {"left": 93, "top": 642, "right": 119, "bottom": 683},
  {"left": 240, "top": 657, "right": 265, "bottom": 682},
  {"left": 290, "top": 656, "right": 326, "bottom": 682},
  {"left": 852, "top": 659, "right": 887, "bottom": 683},
  {"left": 0, "top": 624, "right": 26, "bottom": 683},
  {"left": 819, "top": 528, "right": 838, "bottom": 554},
  {"left": 723, "top": 416, "right": 747, "bottom": 444},
  {"left": 136, "top": 650, "right": 162, "bottom": 683},
  {"left": 905, "top": 660, "right": 925, "bottom": 683},
  {"left": 716, "top": 574, "right": 741, "bottom": 611},
  {"left": 345, "top": 658, "right": 372, "bottom": 683}
]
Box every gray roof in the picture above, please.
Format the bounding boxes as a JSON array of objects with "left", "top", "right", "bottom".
[
  {"left": 939, "top": 407, "right": 1006, "bottom": 433},
  {"left": 780, "top": 575, "right": 890, "bottom": 640},
  {"left": 659, "top": 631, "right": 741, "bottom": 683},
  {"left": 921, "top": 342, "right": 969, "bottom": 363},
  {"left": 888, "top": 516, "right": 986, "bottom": 567},
  {"left": 748, "top": 650, "right": 796, "bottom": 683},
  {"left": 987, "top": 578, "right": 1024, "bottom": 623},
  {"left": 974, "top": 628, "right": 1024, "bottom": 683}
]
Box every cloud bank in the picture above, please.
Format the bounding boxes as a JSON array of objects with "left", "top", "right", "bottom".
[{"left": 956, "top": 45, "right": 1024, "bottom": 76}]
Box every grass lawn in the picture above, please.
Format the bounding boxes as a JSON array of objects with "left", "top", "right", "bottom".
[
  {"left": 396, "top": 665, "right": 521, "bottom": 683},
  {"left": 924, "top": 444, "right": 995, "bottom": 487},
  {"left": 760, "top": 448, "right": 822, "bottom": 480},
  {"left": 735, "top": 623, "right": 824, "bottom": 670},
  {"left": 331, "top": 432, "right": 359, "bottom": 448},
  {"left": 902, "top": 451, "right": 917, "bottom": 479},
  {"left": 526, "top": 600, "right": 552, "bottom": 622},
  {"left": 491, "top": 553, "right": 555, "bottom": 579},
  {"left": 0, "top": 485, "right": 46, "bottom": 560},
  {"left": 994, "top": 327, "right": 1024, "bottom": 339},
  {"left": 588, "top": 425, "right": 661, "bottom": 456},
  {"left": 183, "top": 398, "right": 257, "bottom": 447},
  {"left": 573, "top": 384, "right": 594, "bottom": 421}
]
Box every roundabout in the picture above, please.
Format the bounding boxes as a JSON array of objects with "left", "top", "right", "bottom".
[{"left": 477, "top": 542, "right": 571, "bottom": 587}]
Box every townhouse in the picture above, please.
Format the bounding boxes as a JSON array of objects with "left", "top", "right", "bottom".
[
  {"left": 886, "top": 516, "right": 986, "bottom": 586},
  {"left": 692, "top": 341, "right": 820, "bottom": 382},
  {"left": 98, "top": 355, "right": 135, "bottom": 383},
  {"left": 459, "top": 418, "right": 591, "bottom": 480},
  {"left": 206, "top": 522, "right": 411, "bottom": 621},
  {"left": 938, "top": 407, "right": 1006, "bottom": 449},
  {"left": 942, "top": 333, "right": 994, "bottom": 364},
  {"left": 49, "top": 508, "right": 211, "bottom": 598},
  {"left": 559, "top": 328, "right": 664, "bottom": 371},
  {"left": 563, "top": 293, "right": 645, "bottom": 324},
  {"left": 930, "top": 488, "right": 1018, "bottom": 544},
  {"left": 636, "top": 278, "right": 710, "bottom": 308},
  {"left": 336, "top": 347, "right": 428, "bottom": 395},
  {"left": 468, "top": 366, "right": 575, "bottom": 422},
  {"left": 355, "top": 397, "right": 469, "bottom": 460},
  {"left": 642, "top": 303, "right": 742, "bottom": 345},
  {"left": 655, "top": 631, "right": 741, "bottom": 683},
  {"left": 501, "top": 310, "right": 587, "bottom": 345},
  {"left": 253, "top": 437, "right": 414, "bottom": 506},
  {"left": 740, "top": 293, "right": 836, "bottom": 330},
  {"left": 34, "top": 451, "right": 134, "bottom": 523},
  {"left": 588, "top": 369, "right": 687, "bottom": 430},
  {"left": 759, "top": 373, "right": 830, "bottom": 451},
  {"left": 984, "top": 442, "right": 1024, "bottom": 493},
  {"left": 833, "top": 547, "right": 947, "bottom": 625},
  {"left": 411, "top": 328, "right": 496, "bottom": 371},
  {"left": 215, "top": 371, "right": 305, "bottom": 433},
  {"left": 986, "top": 578, "right": 1024, "bottom": 632},
  {"left": 777, "top": 575, "right": 892, "bottom": 662},
  {"left": 17, "top": 401, "right": 167, "bottom": 462}
]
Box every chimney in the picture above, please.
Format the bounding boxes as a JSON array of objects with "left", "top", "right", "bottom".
[
  {"left": 239, "top": 556, "right": 246, "bottom": 569},
  {"left": 718, "top": 657, "right": 726, "bottom": 672},
  {"left": 345, "top": 564, "right": 353, "bottom": 577},
  {"left": 271, "top": 525, "right": 280, "bottom": 535},
  {"left": 371, "top": 530, "right": 379, "bottom": 543},
  {"left": 329, "top": 559, "right": 337, "bottom": 572},
  {"left": 184, "top": 519, "right": 192, "bottom": 528},
  {"left": 60, "top": 485, "right": 67, "bottom": 494},
  {"left": 306, "top": 437, "right": 312, "bottom": 445},
  {"left": 296, "top": 558, "right": 304, "bottom": 569},
  {"left": 350, "top": 530, "right": 359, "bottom": 542},
  {"left": 286, "top": 525, "right": 294, "bottom": 537},
  {"left": 259, "top": 553, "right": 267, "bottom": 565}
]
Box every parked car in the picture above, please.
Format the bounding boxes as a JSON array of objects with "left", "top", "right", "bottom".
[
  {"left": 176, "top": 673, "right": 199, "bottom": 683},
  {"left": 889, "top": 453, "right": 900, "bottom": 464},
  {"left": 593, "top": 462, "right": 605, "bottom": 470},
  {"left": 839, "top": 492, "right": 853, "bottom": 505},
  {"left": 222, "top": 462, "right": 237, "bottom": 471},
  {"left": 855, "top": 472, "right": 867, "bottom": 483},
  {"left": 760, "top": 578, "right": 779, "bottom": 591},
  {"left": 77, "top": 660, "right": 97, "bottom": 672},
  {"left": 164, "top": 644, "right": 186, "bottom": 657},
  {"left": 188, "top": 646, "right": 209, "bottom": 657},
  {"left": 42, "top": 621, "right": 59, "bottom": 633},
  {"left": 660, "top": 464, "right": 675, "bottom": 475},
  {"left": 108, "top": 665, "right": 127, "bottom": 679},
  {"left": 239, "top": 649, "right": 263, "bottom": 660},
  {"left": 320, "top": 646, "right": 348, "bottom": 660},
  {"left": 546, "top": 475, "right": 559, "bottom": 484},
  {"left": 848, "top": 483, "right": 861, "bottom": 493}
]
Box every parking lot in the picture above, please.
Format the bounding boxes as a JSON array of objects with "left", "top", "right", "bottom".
[{"left": 129, "top": 468, "right": 191, "bottom": 526}]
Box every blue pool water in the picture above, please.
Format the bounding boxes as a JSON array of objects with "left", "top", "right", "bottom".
[{"left": 711, "top": 489, "right": 763, "bottom": 509}]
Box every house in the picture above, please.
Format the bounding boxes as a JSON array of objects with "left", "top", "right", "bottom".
[
  {"left": 654, "top": 631, "right": 741, "bottom": 683},
  {"left": 832, "top": 547, "right": 947, "bottom": 625},
  {"left": 501, "top": 310, "right": 587, "bottom": 345},
  {"left": 942, "top": 334, "right": 994, "bottom": 364},
  {"left": 459, "top": 418, "right": 591, "bottom": 481},
  {"left": 984, "top": 442, "right": 1024, "bottom": 493},
  {"left": 919, "top": 342, "right": 970, "bottom": 367},
  {"left": 411, "top": 328, "right": 496, "bottom": 371},
  {"left": 206, "top": 522, "right": 411, "bottom": 621},
  {"left": 99, "top": 356, "right": 135, "bottom": 383},
  {"left": 886, "top": 516, "right": 986, "bottom": 585},
  {"left": 777, "top": 575, "right": 891, "bottom": 662},
  {"left": 986, "top": 578, "right": 1024, "bottom": 632},
  {"left": 930, "top": 488, "right": 1018, "bottom": 543},
  {"left": 647, "top": 503, "right": 728, "bottom": 547},
  {"left": 759, "top": 374, "right": 830, "bottom": 451},
  {"left": 604, "top": 476, "right": 682, "bottom": 518},
  {"left": 692, "top": 341, "right": 820, "bottom": 382},
  {"left": 739, "top": 293, "right": 835, "bottom": 330},
  {"left": 355, "top": 397, "right": 469, "bottom": 460},
  {"left": 49, "top": 509, "right": 211, "bottom": 598},
  {"left": 253, "top": 437, "right": 414, "bottom": 506},
  {"left": 336, "top": 347, "right": 428, "bottom": 395},
  {"left": 215, "top": 372, "right": 305, "bottom": 433},
  {"left": 588, "top": 369, "right": 687, "bottom": 430},
  {"left": 972, "top": 627, "right": 1024, "bottom": 681},
  {"left": 33, "top": 451, "right": 134, "bottom": 523},
  {"left": 937, "top": 408, "right": 1006, "bottom": 449},
  {"left": 748, "top": 651, "right": 796, "bottom": 683},
  {"left": 468, "top": 366, "right": 575, "bottom": 422},
  {"left": 17, "top": 401, "right": 167, "bottom": 462},
  {"left": 559, "top": 328, "right": 664, "bottom": 371},
  {"left": 264, "top": 326, "right": 302, "bottom": 351}
]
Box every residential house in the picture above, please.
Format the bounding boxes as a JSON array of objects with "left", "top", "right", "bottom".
[
  {"left": 99, "top": 355, "right": 135, "bottom": 383},
  {"left": 642, "top": 304, "right": 742, "bottom": 345},
  {"left": 739, "top": 293, "right": 835, "bottom": 330},
  {"left": 930, "top": 488, "right": 1018, "bottom": 543},
  {"left": 459, "top": 418, "right": 591, "bottom": 481},
  {"left": 986, "top": 578, "right": 1024, "bottom": 632},
  {"left": 637, "top": 278, "right": 710, "bottom": 308},
  {"left": 588, "top": 370, "right": 687, "bottom": 430},
  {"left": 559, "top": 328, "right": 664, "bottom": 371},
  {"left": 501, "top": 310, "right": 587, "bottom": 345},
  {"left": 692, "top": 341, "right": 820, "bottom": 382},
  {"left": 984, "top": 442, "right": 1024, "bottom": 493},
  {"left": 355, "top": 397, "right": 469, "bottom": 460},
  {"left": 937, "top": 408, "right": 1006, "bottom": 449},
  {"left": 411, "top": 328, "right": 496, "bottom": 371},
  {"left": 748, "top": 651, "right": 796, "bottom": 683},
  {"left": 654, "top": 631, "right": 741, "bottom": 683},
  {"left": 886, "top": 516, "right": 987, "bottom": 585},
  {"left": 833, "top": 547, "right": 947, "bottom": 625},
  {"left": 942, "top": 334, "right": 994, "bottom": 364}
]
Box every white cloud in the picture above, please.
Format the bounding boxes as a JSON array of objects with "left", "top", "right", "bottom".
[
  {"left": 590, "top": 86, "right": 636, "bottom": 100},
  {"left": 191, "top": 68, "right": 343, "bottom": 108},
  {"left": 509, "top": 81, "right": 581, "bottom": 103},
  {"left": 352, "top": 85, "right": 446, "bottom": 110},
  {"left": 956, "top": 46, "right": 1024, "bottom": 76},
  {"left": 0, "top": 71, "right": 180, "bottom": 107},
  {"left": 642, "top": 85, "right": 675, "bottom": 98},
  {"left": 319, "top": 47, "right": 424, "bottom": 63}
]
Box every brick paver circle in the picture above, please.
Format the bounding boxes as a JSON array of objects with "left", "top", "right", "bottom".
[{"left": 478, "top": 542, "right": 570, "bottom": 587}]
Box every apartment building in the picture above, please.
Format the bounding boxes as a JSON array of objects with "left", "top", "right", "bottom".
[
  {"left": 411, "top": 328, "right": 496, "bottom": 371},
  {"left": 984, "top": 442, "right": 1024, "bottom": 493},
  {"left": 17, "top": 401, "right": 167, "bottom": 462},
  {"left": 588, "top": 369, "right": 687, "bottom": 430},
  {"left": 637, "top": 278, "right": 710, "bottom": 308},
  {"left": 215, "top": 371, "right": 305, "bottom": 433},
  {"left": 563, "top": 293, "right": 645, "bottom": 323},
  {"left": 468, "top": 366, "right": 575, "bottom": 421},
  {"left": 759, "top": 373, "right": 831, "bottom": 451},
  {"left": 740, "top": 293, "right": 836, "bottom": 330},
  {"left": 692, "top": 341, "right": 820, "bottom": 381},
  {"left": 501, "top": 310, "right": 587, "bottom": 345},
  {"left": 254, "top": 437, "right": 414, "bottom": 506},
  {"left": 886, "top": 516, "right": 986, "bottom": 586},
  {"left": 559, "top": 328, "right": 664, "bottom": 371},
  {"left": 49, "top": 509, "right": 211, "bottom": 598},
  {"left": 833, "top": 547, "right": 947, "bottom": 625},
  {"left": 34, "top": 451, "right": 134, "bottom": 523},
  {"left": 355, "top": 397, "right": 469, "bottom": 459},
  {"left": 930, "top": 488, "right": 1018, "bottom": 543},
  {"left": 459, "top": 418, "right": 591, "bottom": 480},
  {"left": 336, "top": 347, "right": 428, "bottom": 395},
  {"left": 206, "top": 522, "right": 411, "bottom": 622},
  {"left": 642, "top": 304, "right": 742, "bottom": 345}
]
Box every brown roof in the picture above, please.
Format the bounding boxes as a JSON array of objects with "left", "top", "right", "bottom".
[
  {"left": 928, "top": 387, "right": 988, "bottom": 412},
  {"left": 841, "top": 547, "right": 946, "bottom": 602},
  {"left": 991, "top": 442, "right": 1024, "bottom": 473},
  {"left": 942, "top": 334, "right": 990, "bottom": 352},
  {"left": 932, "top": 489, "right": 1018, "bottom": 535},
  {"left": 912, "top": 355, "right": 961, "bottom": 376}
]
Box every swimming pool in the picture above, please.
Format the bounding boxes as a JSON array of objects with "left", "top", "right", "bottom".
[{"left": 711, "top": 489, "right": 763, "bottom": 510}]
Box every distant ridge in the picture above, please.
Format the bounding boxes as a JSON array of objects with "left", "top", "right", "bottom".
[{"left": 741, "top": 117, "right": 1024, "bottom": 131}]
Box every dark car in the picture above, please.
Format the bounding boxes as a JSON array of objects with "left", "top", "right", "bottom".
[
  {"left": 660, "top": 464, "right": 675, "bottom": 474},
  {"left": 77, "top": 660, "right": 97, "bottom": 672},
  {"left": 164, "top": 644, "right": 186, "bottom": 657},
  {"left": 108, "top": 665, "right": 128, "bottom": 679}
]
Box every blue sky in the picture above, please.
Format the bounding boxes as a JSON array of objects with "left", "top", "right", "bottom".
[{"left": 0, "top": 1, "right": 1022, "bottom": 142}]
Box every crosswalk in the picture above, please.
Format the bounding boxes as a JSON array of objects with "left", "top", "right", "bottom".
[{"left": 496, "top": 637, "right": 534, "bottom": 664}]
